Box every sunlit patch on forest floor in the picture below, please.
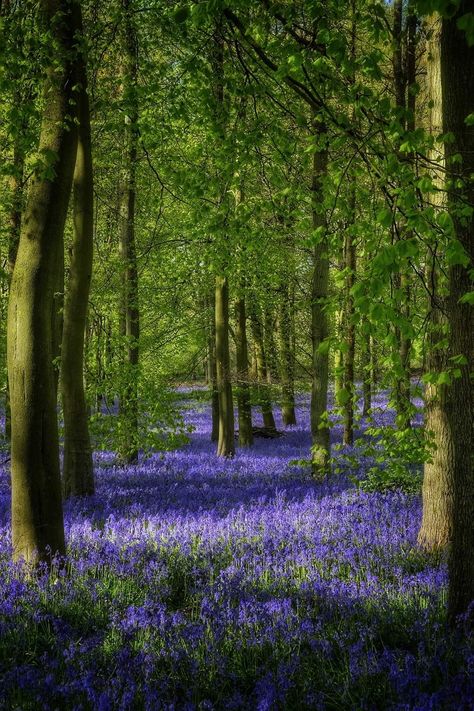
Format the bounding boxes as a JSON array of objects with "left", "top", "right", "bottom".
[{"left": 0, "top": 392, "right": 472, "bottom": 710}]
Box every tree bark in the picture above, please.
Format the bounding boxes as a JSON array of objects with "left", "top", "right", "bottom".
[
  {"left": 208, "top": 291, "right": 220, "bottom": 442},
  {"left": 62, "top": 1, "right": 94, "bottom": 498},
  {"left": 249, "top": 305, "right": 276, "bottom": 431},
  {"left": 418, "top": 14, "right": 454, "bottom": 551},
  {"left": 334, "top": 309, "right": 344, "bottom": 402},
  {"left": 210, "top": 20, "right": 234, "bottom": 457},
  {"left": 440, "top": 2, "right": 474, "bottom": 622},
  {"left": 343, "top": 187, "right": 356, "bottom": 446},
  {"left": 7, "top": 0, "right": 79, "bottom": 565},
  {"left": 263, "top": 304, "right": 278, "bottom": 384},
  {"left": 342, "top": 1, "right": 357, "bottom": 447},
  {"left": 4, "top": 98, "right": 26, "bottom": 441},
  {"left": 235, "top": 295, "right": 253, "bottom": 446},
  {"left": 310, "top": 119, "right": 330, "bottom": 474},
  {"left": 392, "top": 0, "right": 413, "bottom": 431},
  {"left": 118, "top": 0, "right": 140, "bottom": 464},
  {"left": 277, "top": 284, "right": 297, "bottom": 425},
  {"left": 215, "top": 276, "right": 235, "bottom": 456},
  {"left": 361, "top": 326, "right": 371, "bottom": 417}
]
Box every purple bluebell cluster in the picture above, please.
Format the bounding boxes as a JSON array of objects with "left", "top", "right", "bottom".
[{"left": 0, "top": 392, "right": 472, "bottom": 710}]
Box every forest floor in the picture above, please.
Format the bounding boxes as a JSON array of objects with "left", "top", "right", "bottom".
[{"left": 0, "top": 391, "right": 473, "bottom": 710}]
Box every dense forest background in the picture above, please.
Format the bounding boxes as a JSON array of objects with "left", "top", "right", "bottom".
[{"left": 0, "top": 0, "right": 473, "bottom": 705}]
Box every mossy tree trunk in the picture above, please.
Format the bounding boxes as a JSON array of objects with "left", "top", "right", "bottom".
[
  {"left": 62, "top": 1, "right": 94, "bottom": 498},
  {"left": 7, "top": 0, "right": 79, "bottom": 565},
  {"left": 418, "top": 14, "right": 453, "bottom": 552},
  {"left": 4, "top": 101, "right": 25, "bottom": 441}
]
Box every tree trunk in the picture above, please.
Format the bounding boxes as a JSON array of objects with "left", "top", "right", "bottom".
[
  {"left": 215, "top": 276, "right": 235, "bottom": 456},
  {"left": 334, "top": 309, "right": 344, "bottom": 402},
  {"left": 418, "top": 306, "right": 453, "bottom": 549},
  {"left": 7, "top": 0, "right": 79, "bottom": 565},
  {"left": 310, "top": 120, "right": 330, "bottom": 474},
  {"left": 342, "top": 2, "right": 357, "bottom": 446},
  {"left": 440, "top": 3, "right": 474, "bottom": 622},
  {"left": 62, "top": 2, "right": 94, "bottom": 498},
  {"left": 235, "top": 295, "right": 253, "bottom": 446},
  {"left": 208, "top": 291, "right": 219, "bottom": 442},
  {"left": 249, "top": 305, "right": 276, "bottom": 431},
  {"left": 418, "top": 14, "right": 454, "bottom": 551},
  {"left": 361, "top": 322, "right": 371, "bottom": 417},
  {"left": 210, "top": 20, "right": 234, "bottom": 457},
  {"left": 118, "top": 0, "right": 140, "bottom": 464},
  {"left": 263, "top": 305, "right": 278, "bottom": 384},
  {"left": 277, "top": 284, "right": 296, "bottom": 425},
  {"left": 4, "top": 95, "right": 26, "bottom": 441},
  {"left": 392, "top": 0, "right": 413, "bottom": 431},
  {"left": 343, "top": 187, "right": 356, "bottom": 446}
]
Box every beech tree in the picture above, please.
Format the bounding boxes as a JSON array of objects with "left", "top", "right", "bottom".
[
  {"left": 439, "top": 0, "right": 474, "bottom": 622},
  {"left": 7, "top": 0, "right": 79, "bottom": 564}
]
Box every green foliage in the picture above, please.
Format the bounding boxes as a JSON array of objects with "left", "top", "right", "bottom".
[
  {"left": 338, "top": 424, "right": 427, "bottom": 494},
  {"left": 88, "top": 384, "right": 191, "bottom": 459}
]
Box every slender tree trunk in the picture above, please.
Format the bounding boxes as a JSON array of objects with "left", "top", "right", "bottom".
[
  {"left": 277, "top": 284, "right": 296, "bottom": 425},
  {"left": 7, "top": 0, "right": 79, "bottom": 565},
  {"left": 118, "top": 0, "right": 140, "bottom": 463},
  {"left": 235, "top": 295, "right": 253, "bottom": 446},
  {"left": 343, "top": 187, "right": 356, "bottom": 445},
  {"left": 62, "top": 2, "right": 94, "bottom": 498},
  {"left": 418, "top": 14, "right": 454, "bottom": 551},
  {"left": 392, "top": 0, "right": 415, "bottom": 430},
  {"left": 210, "top": 21, "right": 234, "bottom": 456},
  {"left": 249, "top": 305, "right": 276, "bottom": 430},
  {"left": 334, "top": 309, "right": 344, "bottom": 402},
  {"left": 208, "top": 291, "right": 220, "bottom": 442},
  {"left": 361, "top": 322, "right": 371, "bottom": 417},
  {"left": 342, "top": 2, "right": 357, "bottom": 446},
  {"left": 310, "top": 119, "right": 330, "bottom": 474},
  {"left": 51, "top": 247, "right": 64, "bottom": 395},
  {"left": 215, "top": 276, "right": 234, "bottom": 456},
  {"left": 278, "top": 286, "right": 297, "bottom": 426},
  {"left": 263, "top": 304, "right": 278, "bottom": 384},
  {"left": 250, "top": 343, "right": 258, "bottom": 381},
  {"left": 440, "top": 3, "right": 474, "bottom": 622}
]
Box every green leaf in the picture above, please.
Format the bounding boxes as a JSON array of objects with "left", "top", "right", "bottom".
[
  {"left": 174, "top": 6, "right": 190, "bottom": 23},
  {"left": 336, "top": 388, "right": 351, "bottom": 406},
  {"left": 317, "top": 338, "right": 331, "bottom": 355},
  {"left": 376, "top": 208, "right": 393, "bottom": 228},
  {"left": 459, "top": 290, "right": 474, "bottom": 305},
  {"left": 457, "top": 13, "right": 474, "bottom": 46},
  {"left": 369, "top": 303, "right": 385, "bottom": 322},
  {"left": 446, "top": 239, "right": 470, "bottom": 267},
  {"left": 437, "top": 371, "right": 451, "bottom": 386}
]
